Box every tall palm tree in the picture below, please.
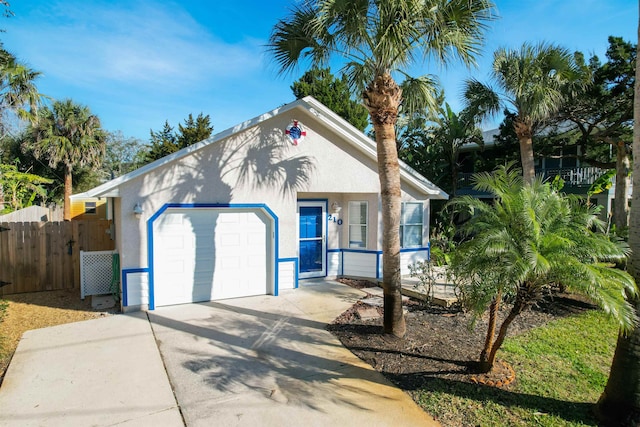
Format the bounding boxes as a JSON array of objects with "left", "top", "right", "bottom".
[
  {"left": 0, "top": 46, "right": 43, "bottom": 127},
  {"left": 268, "top": 0, "right": 494, "bottom": 337},
  {"left": 464, "top": 42, "right": 584, "bottom": 184},
  {"left": 0, "top": 46, "right": 43, "bottom": 210},
  {"left": 596, "top": 5, "right": 640, "bottom": 424},
  {"left": 29, "top": 99, "right": 105, "bottom": 220},
  {"left": 449, "top": 164, "right": 637, "bottom": 373}
]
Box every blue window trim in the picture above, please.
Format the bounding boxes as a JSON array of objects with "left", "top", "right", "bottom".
[
  {"left": 297, "top": 199, "right": 329, "bottom": 278},
  {"left": 278, "top": 257, "right": 299, "bottom": 288},
  {"left": 121, "top": 268, "right": 149, "bottom": 307},
  {"left": 147, "top": 203, "right": 279, "bottom": 310}
]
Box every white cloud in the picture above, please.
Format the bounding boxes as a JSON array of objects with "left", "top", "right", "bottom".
[{"left": 6, "top": 0, "right": 264, "bottom": 92}]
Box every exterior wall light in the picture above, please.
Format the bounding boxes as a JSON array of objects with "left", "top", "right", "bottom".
[
  {"left": 133, "top": 203, "right": 144, "bottom": 219},
  {"left": 331, "top": 201, "right": 341, "bottom": 214}
]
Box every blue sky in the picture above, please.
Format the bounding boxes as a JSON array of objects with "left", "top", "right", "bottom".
[{"left": 3, "top": 0, "right": 637, "bottom": 141}]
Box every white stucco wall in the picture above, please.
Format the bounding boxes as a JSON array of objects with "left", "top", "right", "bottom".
[
  {"left": 116, "top": 108, "right": 410, "bottom": 269},
  {"left": 107, "top": 102, "right": 440, "bottom": 306}
]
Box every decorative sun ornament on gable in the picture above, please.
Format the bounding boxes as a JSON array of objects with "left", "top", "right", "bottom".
[{"left": 285, "top": 120, "right": 306, "bottom": 145}]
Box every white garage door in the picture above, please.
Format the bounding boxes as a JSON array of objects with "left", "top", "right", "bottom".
[{"left": 153, "top": 208, "right": 270, "bottom": 307}]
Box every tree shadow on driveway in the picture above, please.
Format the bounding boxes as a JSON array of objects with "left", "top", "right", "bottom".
[{"left": 147, "top": 302, "right": 399, "bottom": 414}]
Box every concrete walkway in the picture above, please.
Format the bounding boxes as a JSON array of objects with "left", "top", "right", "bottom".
[
  {"left": 0, "top": 312, "right": 183, "bottom": 426},
  {"left": 0, "top": 280, "right": 439, "bottom": 427}
]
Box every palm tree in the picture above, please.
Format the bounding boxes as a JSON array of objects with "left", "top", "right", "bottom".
[
  {"left": 596, "top": 6, "right": 640, "bottom": 424},
  {"left": 29, "top": 99, "right": 105, "bottom": 220},
  {"left": 268, "top": 0, "right": 494, "bottom": 337},
  {"left": 449, "top": 164, "right": 637, "bottom": 373},
  {"left": 0, "top": 46, "right": 43, "bottom": 210},
  {"left": 464, "top": 42, "right": 584, "bottom": 184},
  {"left": 433, "top": 103, "right": 483, "bottom": 195},
  {"left": 0, "top": 46, "right": 43, "bottom": 127}
]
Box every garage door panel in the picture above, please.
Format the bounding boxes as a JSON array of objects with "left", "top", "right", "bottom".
[
  {"left": 193, "top": 267, "right": 214, "bottom": 279},
  {"left": 164, "top": 259, "right": 186, "bottom": 273},
  {"left": 218, "top": 256, "right": 241, "bottom": 269},
  {"left": 219, "top": 233, "right": 241, "bottom": 246},
  {"left": 194, "top": 247, "right": 215, "bottom": 259},
  {"left": 217, "top": 212, "right": 239, "bottom": 222},
  {"left": 153, "top": 208, "right": 270, "bottom": 307},
  {"left": 157, "top": 234, "right": 186, "bottom": 249}
]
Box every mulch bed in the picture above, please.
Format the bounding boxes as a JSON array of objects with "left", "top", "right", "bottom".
[{"left": 329, "top": 283, "right": 596, "bottom": 390}]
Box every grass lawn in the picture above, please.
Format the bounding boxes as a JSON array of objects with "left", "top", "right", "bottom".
[{"left": 411, "top": 310, "right": 617, "bottom": 426}]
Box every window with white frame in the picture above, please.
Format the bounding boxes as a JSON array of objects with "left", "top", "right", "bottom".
[
  {"left": 84, "top": 201, "right": 97, "bottom": 215},
  {"left": 348, "top": 201, "right": 367, "bottom": 248},
  {"left": 400, "top": 202, "right": 423, "bottom": 248}
]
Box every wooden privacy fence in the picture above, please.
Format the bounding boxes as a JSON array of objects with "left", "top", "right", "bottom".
[{"left": 0, "top": 220, "right": 115, "bottom": 295}]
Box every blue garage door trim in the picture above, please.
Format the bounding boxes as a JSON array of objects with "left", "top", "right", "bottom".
[
  {"left": 147, "top": 203, "right": 279, "bottom": 310},
  {"left": 121, "top": 267, "right": 149, "bottom": 307}
]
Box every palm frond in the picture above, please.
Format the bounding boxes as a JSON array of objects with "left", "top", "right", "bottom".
[
  {"left": 463, "top": 78, "right": 502, "bottom": 122},
  {"left": 490, "top": 41, "right": 584, "bottom": 124},
  {"left": 267, "top": 3, "right": 329, "bottom": 75},
  {"left": 267, "top": 0, "right": 495, "bottom": 110},
  {"left": 399, "top": 74, "right": 441, "bottom": 116},
  {"left": 29, "top": 99, "right": 105, "bottom": 170},
  {"left": 343, "top": 60, "right": 376, "bottom": 98},
  {"left": 449, "top": 164, "right": 636, "bottom": 331}
]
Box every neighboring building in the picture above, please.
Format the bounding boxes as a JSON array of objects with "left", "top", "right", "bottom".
[
  {"left": 456, "top": 130, "right": 626, "bottom": 219},
  {"left": 73, "top": 97, "right": 448, "bottom": 311},
  {"left": 70, "top": 197, "right": 108, "bottom": 220},
  {"left": 0, "top": 199, "right": 107, "bottom": 222},
  {"left": 0, "top": 205, "right": 62, "bottom": 222}
]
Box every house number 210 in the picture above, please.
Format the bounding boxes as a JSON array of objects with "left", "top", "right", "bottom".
[{"left": 327, "top": 214, "right": 343, "bottom": 225}]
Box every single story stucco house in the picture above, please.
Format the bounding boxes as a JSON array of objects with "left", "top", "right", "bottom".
[{"left": 74, "top": 97, "right": 448, "bottom": 311}]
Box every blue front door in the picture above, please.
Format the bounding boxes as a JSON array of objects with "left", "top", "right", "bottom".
[{"left": 298, "top": 202, "right": 326, "bottom": 278}]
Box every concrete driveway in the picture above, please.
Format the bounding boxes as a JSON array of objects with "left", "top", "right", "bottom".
[
  {"left": 148, "top": 279, "right": 438, "bottom": 426},
  {"left": 0, "top": 279, "right": 438, "bottom": 426}
]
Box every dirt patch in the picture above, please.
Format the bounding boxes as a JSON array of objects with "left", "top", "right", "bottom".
[
  {"left": 0, "top": 290, "right": 115, "bottom": 382},
  {"left": 329, "top": 289, "right": 595, "bottom": 391},
  {"left": 336, "top": 277, "right": 378, "bottom": 289}
]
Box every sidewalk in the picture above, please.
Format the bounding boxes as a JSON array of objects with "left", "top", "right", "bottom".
[{"left": 0, "top": 312, "right": 183, "bottom": 427}]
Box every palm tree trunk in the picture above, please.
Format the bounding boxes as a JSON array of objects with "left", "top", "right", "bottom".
[
  {"left": 364, "top": 72, "right": 405, "bottom": 338},
  {"left": 479, "top": 289, "right": 501, "bottom": 372},
  {"left": 614, "top": 140, "right": 630, "bottom": 233},
  {"left": 514, "top": 118, "right": 535, "bottom": 184},
  {"left": 483, "top": 292, "right": 527, "bottom": 373},
  {"left": 596, "top": 305, "right": 640, "bottom": 426},
  {"left": 451, "top": 156, "right": 459, "bottom": 196},
  {"left": 63, "top": 166, "right": 72, "bottom": 221},
  {"left": 597, "top": 9, "right": 640, "bottom": 424}
]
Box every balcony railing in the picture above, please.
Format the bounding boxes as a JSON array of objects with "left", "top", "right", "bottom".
[
  {"left": 538, "top": 167, "right": 606, "bottom": 187},
  {"left": 458, "top": 167, "right": 607, "bottom": 189}
]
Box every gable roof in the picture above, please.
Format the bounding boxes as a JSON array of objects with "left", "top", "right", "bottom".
[{"left": 73, "top": 96, "right": 448, "bottom": 200}]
